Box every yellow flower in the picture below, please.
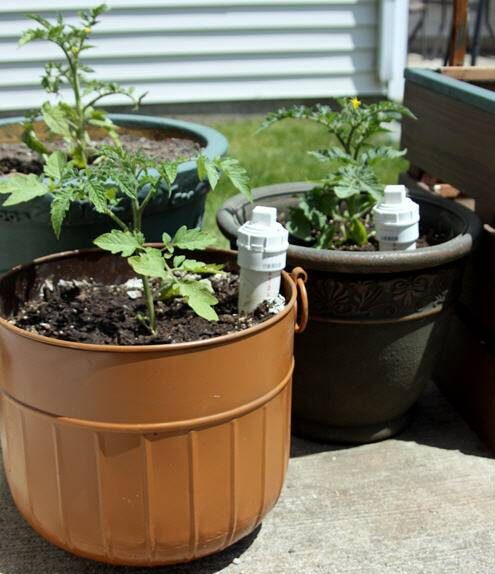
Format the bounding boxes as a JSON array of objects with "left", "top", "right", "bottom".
[
  {"left": 350, "top": 97, "right": 361, "bottom": 109},
  {"left": 83, "top": 27, "right": 91, "bottom": 34}
]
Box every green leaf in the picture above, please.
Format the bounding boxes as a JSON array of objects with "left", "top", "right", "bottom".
[
  {"left": 258, "top": 104, "right": 334, "bottom": 133},
  {"left": 43, "top": 151, "right": 67, "bottom": 180},
  {"left": 349, "top": 218, "right": 369, "bottom": 246},
  {"left": 299, "top": 186, "right": 334, "bottom": 217},
  {"left": 299, "top": 196, "right": 327, "bottom": 230},
  {"left": 159, "top": 161, "right": 179, "bottom": 188},
  {"left": 333, "top": 165, "right": 382, "bottom": 200},
  {"left": 286, "top": 207, "right": 313, "bottom": 242},
  {"left": 197, "top": 156, "right": 220, "bottom": 190},
  {"left": 19, "top": 27, "right": 47, "bottom": 46},
  {"left": 180, "top": 259, "right": 224, "bottom": 274},
  {"left": 71, "top": 146, "right": 88, "bottom": 169},
  {"left": 87, "top": 181, "right": 109, "bottom": 213},
  {"left": 308, "top": 147, "right": 352, "bottom": 163},
  {"left": 41, "top": 102, "right": 72, "bottom": 139},
  {"left": 128, "top": 248, "right": 167, "bottom": 279},
  {"left": 50, "top": 188, "right": 74, "bottom": 238},
  {"left": 173, "top": 255, "right": 186, "bottom": 268},
  {"left": 315, "top": 224, "right": 336, "bottom": 249},
  {"left": 94, "top": 230, "right": 143, "bottom": 257},
  {"left": 215, "top": 157, "right": 251, "bottom": 199},
  {"left": 160, "top": 282, "right": 180, "bottom": 301},
  {"left": 88, "top": 117, "right": 113, "bottom": 129},
  {"left": 361, "top": 146, "right": 409, "bottom": 185},
  {"left": 0, "top": 174, "right": 48, "bottom": 206},
  {"left": 360, "top": 146, "right": 407, "bottom": 163},
  {"left": 368, "top": 100, "right": 416, "bottom": 121},
  {"left": 196, "top": 154, "right": 207, "bottom": 182},
  {"left": 173, "top": 226, "right": 215, "bottom": 250},
  {"left": 178, "top": 281, "right": 218, "bottom": 321},
  {"left": 21, "top": 120, "right": 50, "bottom": 156}
]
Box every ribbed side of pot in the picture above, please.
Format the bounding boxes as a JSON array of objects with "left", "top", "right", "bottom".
[{"left": 0, "top": 376, "right": 291, "bottom": 566}]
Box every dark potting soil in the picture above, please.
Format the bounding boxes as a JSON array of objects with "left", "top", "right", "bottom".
[
  {"left": 286, "top": 228, "right": 446, "bottom": 251},
  {"left": 337, "top": 230, "right": 447, "bottom": 251},
  {"left": 277, "top": 211, "right": 448, "bottom": 251},
  {"left": 0, "top": 134, "right": 201, "bottom": 176},
  {"left": 0, "top": 143, "right": 44, "bottom": 175},
  {"left": 10, "top": 272, "right": 276, "bottom": 346},
  {"left": 109, "top": 133, "right": 201, "bottom": 163}
]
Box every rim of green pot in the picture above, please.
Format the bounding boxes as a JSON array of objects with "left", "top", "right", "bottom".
[{"left": 0, "top": 113, "right": 229, "bottom": 174}]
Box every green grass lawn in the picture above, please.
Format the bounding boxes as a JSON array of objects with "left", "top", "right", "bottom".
[{"left": 203, "top": 116, "right": 330, "bottom": 246}]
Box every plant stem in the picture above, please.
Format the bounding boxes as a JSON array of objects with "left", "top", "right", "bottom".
[
  {"left": 335, "top": 132, "right": 349, "bottom": 153},
  {"left": 136, "top": 187, "right": 155, "bottom": 226},
  {"left": 61, "top": 42, "right": 87, "bottom": 166},
  {"left": 105, "top": 209, "right": 129, "bottom": 232},
  {"left": 131, "top": 197, "right": 157, "bottom": 335},
  {"left": 142, "top": 276, "right": 157, "bottom": 334},
  {"left": 83, "top": 91, "right": 113, "bottom": 111},
  {"left": 131, "top": 198, "right": 141, "bottom": 231}
]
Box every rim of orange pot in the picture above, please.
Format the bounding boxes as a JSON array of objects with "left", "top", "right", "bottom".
[{"left": 0, "top": 247, "right": 297, "bottom": 354}]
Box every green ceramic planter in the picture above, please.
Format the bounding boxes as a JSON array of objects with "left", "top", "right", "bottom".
[
  {"left": 217, "top": 181, "right": 482, "bottom": 444},
  {"left": 0, "top": 114, "right": 228, "bottom": 273}
]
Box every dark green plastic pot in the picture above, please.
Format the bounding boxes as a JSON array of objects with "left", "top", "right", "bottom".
[
  {"left": 217, "top": 180, "right": 482, "bottom": 444},
  {"left": 0, "top": 114, "right": 228, "bottom": 273}
]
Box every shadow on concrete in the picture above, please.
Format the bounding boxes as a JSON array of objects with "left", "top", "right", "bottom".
[
  {"left": 395, "top": 383, "right": 493, "bottom": 459},
  {"left": 290, "top": 436, "right": 347, "bottom": 458},
  {"left": 289, "top": 383, "right": 493, "bottom": 460},
  {"left": 0, "top": 475, "right": 261, "bottom": 574}
]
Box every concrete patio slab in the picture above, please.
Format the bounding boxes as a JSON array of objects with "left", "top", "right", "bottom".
[{"left": 1, "top": 383, "right": 494, "bottom": 574}]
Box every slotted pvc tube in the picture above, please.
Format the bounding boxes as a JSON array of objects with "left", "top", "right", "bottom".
[{"left": 237, "top": 206, "right": 289, "bottom": 314}]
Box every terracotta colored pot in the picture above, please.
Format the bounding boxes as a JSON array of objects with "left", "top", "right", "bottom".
[
  {"left": 0, "top": 249, "right": 307, "bottom": 566},
  {"left": 217, "top": 182, "right": 482, "bottom": 444}
]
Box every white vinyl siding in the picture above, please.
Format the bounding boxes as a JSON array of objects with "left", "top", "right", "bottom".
[{"left": 0, "top": 0, "right": 407, "bottom": 111}]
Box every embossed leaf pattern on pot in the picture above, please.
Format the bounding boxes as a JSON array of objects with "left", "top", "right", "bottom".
[
  {"left": 312, "top": 278, "right": 353, "bottom": 315},
  {"left": 309, "top": 268, "right": 455, "bottom": 320},
  {"left": 391, "top": 275, "right": 431, "bottom": 307},
  {"left": 350, "top": 280, "right": 384, "bottom": 313}
]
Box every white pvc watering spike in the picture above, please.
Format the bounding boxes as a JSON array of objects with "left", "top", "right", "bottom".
[
  {"left": 373, "top": 185, "right": 420, "bottom": 251},
  {"left": 237, "top": 206, "right": 289, "bottom": 314}
]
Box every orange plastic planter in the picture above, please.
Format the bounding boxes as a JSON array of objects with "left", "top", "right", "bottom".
[{"left": 0, "top": 249, "right": 307, "bottom": 566}]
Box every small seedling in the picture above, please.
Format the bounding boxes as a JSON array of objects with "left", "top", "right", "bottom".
[
  {"left": 19, "top": 4, "right": 146, "bottom": 168},
  {"left": 260, "top": 98, "right": 415, "bottom": 249},
  {"left": 0, "top": 146, "right": 251, "bottom": 333}
]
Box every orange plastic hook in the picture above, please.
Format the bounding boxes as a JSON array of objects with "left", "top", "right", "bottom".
[{"left": 291, "top": 266, "right": 308, "bottom": 334}]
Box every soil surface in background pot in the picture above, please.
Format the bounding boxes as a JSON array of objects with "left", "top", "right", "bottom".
[
  {"left": 337, "top": 231, "right": 448, "bottom": 251},
  {"left": 10, "top": 269, "right": 276, "bottom": 345},
  {"left": 278, "top": 210, "right": 449, "bottom": 251},
  {"left": 0, "top": 133, "right": 201, "bottom": 176}
]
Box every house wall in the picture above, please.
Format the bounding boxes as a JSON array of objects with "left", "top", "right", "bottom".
[{"left": 0, "top": 0, "right": 408, "bottom": 111}]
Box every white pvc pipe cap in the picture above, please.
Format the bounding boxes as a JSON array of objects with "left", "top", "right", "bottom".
[{"left": 373, "top": 185, "right": 420, "bottom": 251}]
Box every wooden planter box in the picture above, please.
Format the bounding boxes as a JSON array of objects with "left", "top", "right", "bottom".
[{"left": 401, "top": 67, "right": 495, "bottom": 451}]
